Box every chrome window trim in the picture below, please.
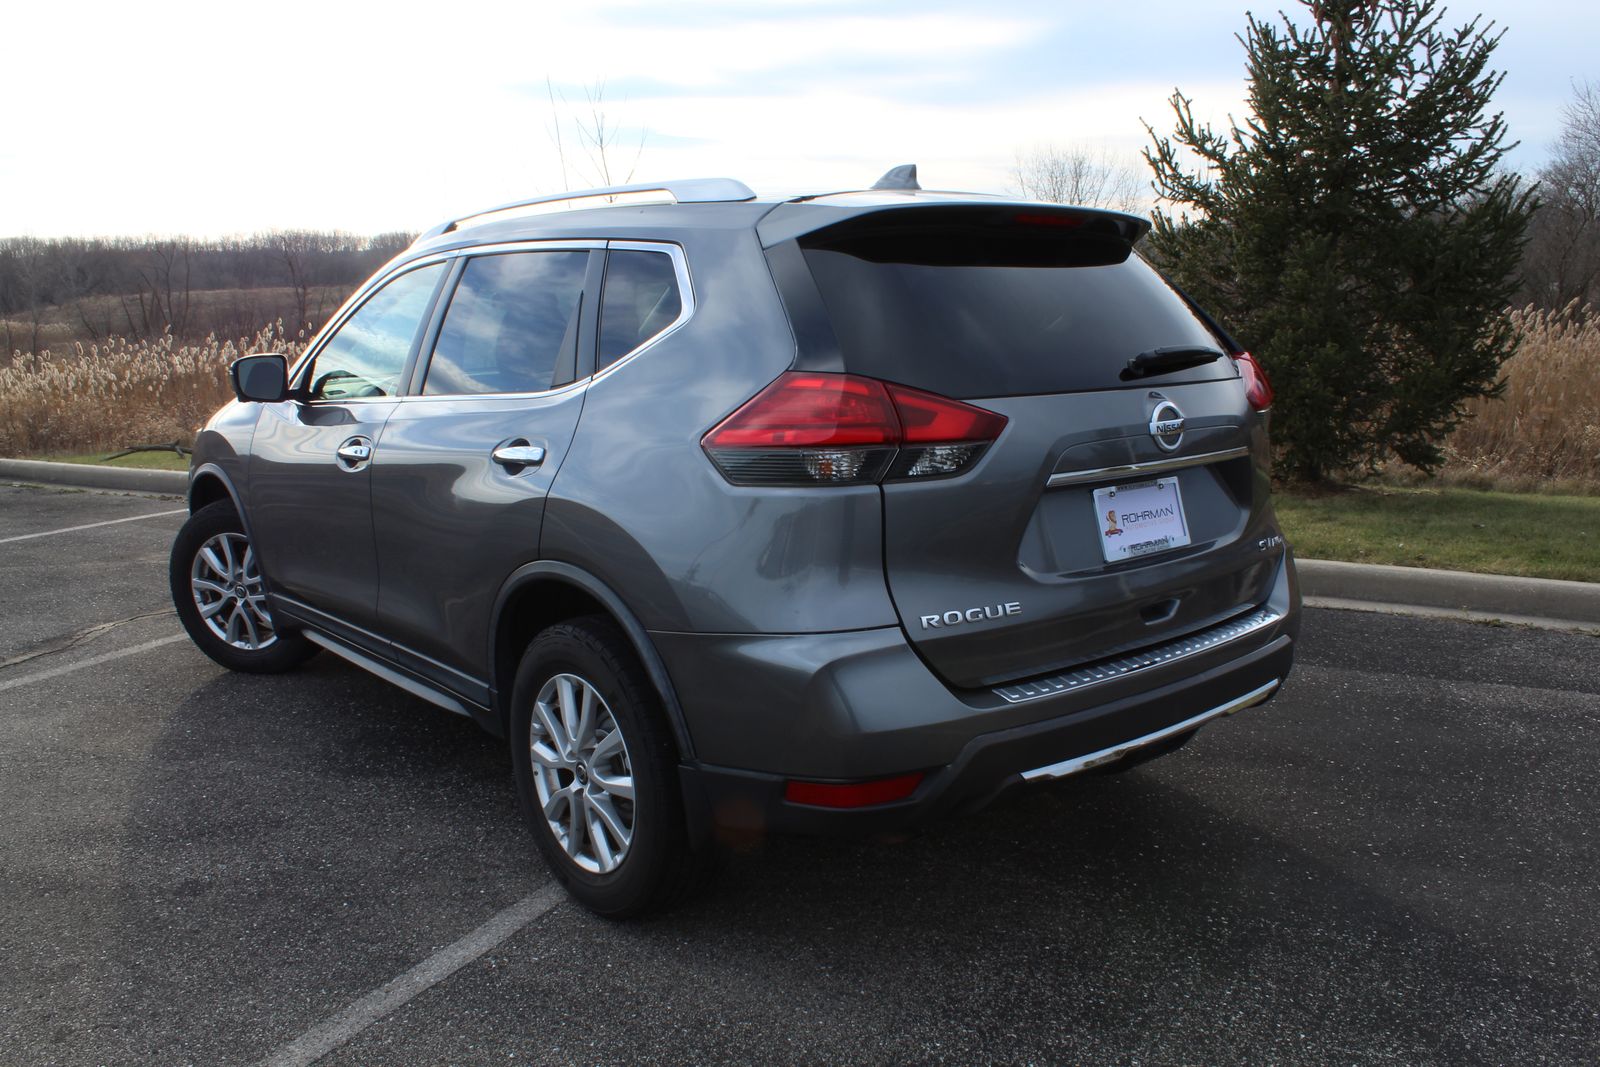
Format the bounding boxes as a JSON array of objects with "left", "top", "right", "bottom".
[
  {"left": 1018, "top": 679, "right": 1280, "bottom": 781},
  {"left": 391, "top": 376, "right": 592, "bottom": 406},
  {"left": 1046, "top": 445, "right": 1251, "bottom": 488},
  {"left": 993, "top": 605, "right": 1281, "bottom": 705},
  {"left": 590, "top": 240, "right": 695, "bottom": 384},
  {"left": 378, "top": 240, "right": 691, "bottom": 406}
]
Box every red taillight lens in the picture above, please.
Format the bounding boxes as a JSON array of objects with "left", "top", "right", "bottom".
[
  {"left": 885, "top": 382, "right": 1010, "bottom": 443},
  {"left": 702, "top": 372, "right": 1007, "bottom": 486},
  {"left": 702, "top": 373, "right": 900, "bottom": 448},
  {"left": 1236, "top": 351, "right": 1273, "bottom": 411},
  {"left": 783, "top": 772, "right": 925, "bottom": 809}
]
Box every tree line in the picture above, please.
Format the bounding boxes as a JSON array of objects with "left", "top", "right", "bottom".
[{"left": 0, "top": 230, "right": 414, "bottom": 350}]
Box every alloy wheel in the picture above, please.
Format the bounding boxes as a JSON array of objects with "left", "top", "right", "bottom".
[
  {"left": 190, "top": 531, "right": 277, "bottom": 650},
  {"left": 529, "top": 673, "right": 636, "bottom": 874}
]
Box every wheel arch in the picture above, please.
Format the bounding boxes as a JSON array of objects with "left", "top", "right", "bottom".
[
  {"left": 189, "top": 463, "right": 243, "bottom": 517},
  {"left": 490, "top": 561, "right": 694, "bottom": 759}
]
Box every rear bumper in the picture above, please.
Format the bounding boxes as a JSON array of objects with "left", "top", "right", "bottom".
[
  {"left": 679, "top": 630, "right": 1292, "bottom": 836},
  {"left": 657, "top": 554, "right": 1299, "bottom": 836}
]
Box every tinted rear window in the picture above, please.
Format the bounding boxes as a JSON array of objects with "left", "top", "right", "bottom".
[{"left": 797, "top": 236, "right": 1233, "bottom": 399}]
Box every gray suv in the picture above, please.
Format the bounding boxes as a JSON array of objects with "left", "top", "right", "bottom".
[{"left": 170, "top": 169, "right": 1300, "bottom": 916}]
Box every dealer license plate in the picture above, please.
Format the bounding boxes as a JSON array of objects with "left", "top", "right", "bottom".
[{"left": 1092, "top": 478, "right": 1192, "bottom": 563}]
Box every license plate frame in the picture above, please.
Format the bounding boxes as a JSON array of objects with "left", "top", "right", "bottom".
[{"left": 1092, "top": 477, "right": 1192, "bottom": 563}]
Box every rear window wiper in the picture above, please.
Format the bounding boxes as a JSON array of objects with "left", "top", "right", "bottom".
[{"left": 1123, "top": 345, "right": 1224, "bottom": 380}]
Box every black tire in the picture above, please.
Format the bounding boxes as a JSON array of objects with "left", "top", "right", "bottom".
[
  {"left": 169, "top": 500, "right": 317, "bottom": 674},
  {"left": 510, "top": 615, "right": 706, "bottom": 918}
]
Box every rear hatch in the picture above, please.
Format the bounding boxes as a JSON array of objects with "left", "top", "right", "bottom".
[{"left": 763, "top": 202, "right": 1278, "bottom": 689}]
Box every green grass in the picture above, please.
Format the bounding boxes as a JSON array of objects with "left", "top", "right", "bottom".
[
  {"left": 1276, "top": 485, "right": 1600, "bottom": 583},
  {"left": 34, "top": 450, "right": 190, "bottom": 471}
]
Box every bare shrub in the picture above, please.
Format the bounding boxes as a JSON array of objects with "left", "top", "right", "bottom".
[
  {"left": 1442, "top": 302, "right": 1600, "bottom": 485},
  {"left": 0, "top": 323, "right": 308, "bottom": 456},
  {"left": 1011, "top": 144, "right": 1145, "bottom": 212}
]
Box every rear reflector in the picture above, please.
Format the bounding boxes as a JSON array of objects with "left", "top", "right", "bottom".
[
  {"left": 703, "top": 372, "right": 1006, "bottom": 486},
  {"left": 1236, "top": 351, "right": 1273, "bottom": 411},
  {"left": 784, "top": 772, "right": 925, "bottom": 809}
]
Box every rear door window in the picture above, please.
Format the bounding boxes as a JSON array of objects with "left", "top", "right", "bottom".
[
  {"left": 597, "top": 249, "right": 683, "bottom": 369},
  {"left": 421, "top": 251, "right": 589, "bottom": 396},
  {"left": 797, "top": 232, "right": 1233, "bottom": 399}
]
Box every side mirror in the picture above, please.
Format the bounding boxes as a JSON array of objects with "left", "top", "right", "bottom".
[{"left": 230, "top": 353, "right": 290, "bottom": 403}]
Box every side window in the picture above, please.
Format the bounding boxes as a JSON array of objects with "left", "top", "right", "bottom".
[
  {"left": 597, "top": 250, "right": 683, "bottom": 369},
  {"left": 422, "top": 251, "right": 589, "bottom": 396},
  {"left": 307, "top": 263, "right": 445, "bottom": 400}
]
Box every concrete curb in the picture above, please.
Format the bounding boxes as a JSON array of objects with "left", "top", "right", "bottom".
[
  {"left": 1297, "top": 558, "right": 1600, "bottom": 632},
  {"left": 0, "top": 458, "right": 187, "bottom": 495}
]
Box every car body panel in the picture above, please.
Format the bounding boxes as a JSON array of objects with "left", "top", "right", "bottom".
[{"left": 247, "top": 398, "right": 397, "bottom": 629}]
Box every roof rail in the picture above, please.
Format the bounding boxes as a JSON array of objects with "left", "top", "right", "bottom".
[{"left": 415, "top": 178, "right": 758, "bottom": 241}]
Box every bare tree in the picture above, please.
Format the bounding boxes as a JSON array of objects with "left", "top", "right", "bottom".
[
  {"left": 1010, "top": 144, "right": 1145, "bottom": 212},
  {"left": 1520, "top": 81, "right": 1600, "bottom": 311},
  {"left": 545, "top": 79, "right": 647, "bottom": 194}
]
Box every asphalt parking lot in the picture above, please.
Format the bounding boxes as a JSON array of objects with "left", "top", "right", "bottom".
[{"left": 2, "top": 482, "right": 1597, "bottom": 1066}]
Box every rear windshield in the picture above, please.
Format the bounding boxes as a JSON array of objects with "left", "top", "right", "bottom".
[{"left": 796, "top": 232, "right": 1234, "bottom": 399}]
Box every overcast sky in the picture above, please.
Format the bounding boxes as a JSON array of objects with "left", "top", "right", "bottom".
[{"left": 3, "top": 0, "right": 1592, "bottom": 237}]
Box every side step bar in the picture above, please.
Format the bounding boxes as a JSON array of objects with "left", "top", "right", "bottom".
[
  {"left": 1019, "top": 679, "right": 1281, "bottom": 782},
  {"left": 302, "top": 630, "right": 474, "bottom": 719}
]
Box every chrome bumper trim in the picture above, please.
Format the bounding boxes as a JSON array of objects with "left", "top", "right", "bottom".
[
  {"left": 993, "top": 606, "right": 1281, "bottom": 705},
  {"left": 1019, "top": 679, "right": 1281, "bottom": 781},
  {"left": 1046, "top": 446, "right": 1250, "bottom": 488}
]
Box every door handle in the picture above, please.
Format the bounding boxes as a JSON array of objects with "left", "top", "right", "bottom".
[
  {"left": 491, "top": 443, "right": 546, "bottom": 470},
  {"left": 335, "top": 436, "right": 374, "bottom": 471}
]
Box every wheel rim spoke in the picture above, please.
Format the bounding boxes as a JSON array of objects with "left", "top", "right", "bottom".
[
  {"left": 557, "top": 677, "right": 581, "bottom": 747},
  {"left": 574, "top": 685, "right": 596, "bottom": 751},
  {"left": 586, "top": 791, "right": 631, "bottom": 847},
  {"left": 563, "top": 788, "right": 587, "bottom": 858},
  {"left": 199, "top": 546, "right": 228, "bottom": 580},
  {"left": 589, "top": 768, "right": 634, "bottom": 801},
  {"left": 533, "top": 699, "right": 571, "bottom": 763},
  {"left": 591, "top": 725, "right": 624, "bottom": 762},
  {"left": 529, "top": 739, "right": 566, "bottom": 770},
  {"left": 588, "top": 800, "right": 615, "bottom": 871}
]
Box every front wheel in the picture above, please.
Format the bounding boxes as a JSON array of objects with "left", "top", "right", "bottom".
[
  {"left": 169, "top": 500, "right": 316, "bottom": 673},
  {"left": 510, "top": 616, "right": 706, "bottom": 917}
]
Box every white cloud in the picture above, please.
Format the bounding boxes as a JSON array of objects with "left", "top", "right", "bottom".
[{"left": 0, "top": 0, "right": 1585, "bottom": 235}]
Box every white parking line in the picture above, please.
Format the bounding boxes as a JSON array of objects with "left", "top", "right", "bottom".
[
  {"left": 0, "top": 634, "right": 189, "bottom": 693},
  {"left": 0, "top": 508, "right": 188, "bottom": 545},
  {"left": 259, "top": 886, "right": 566, "bottom": 1067}
]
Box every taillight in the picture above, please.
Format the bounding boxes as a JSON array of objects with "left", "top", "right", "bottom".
[
  {"left": 702, "top": 372, "right": 1007, "bottom": 486},
  {"left": 1236, "top": 351, "right": 1273, "bottom": 411}
]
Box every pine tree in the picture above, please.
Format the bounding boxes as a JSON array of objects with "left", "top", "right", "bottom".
[{"left": 1143, "top": 0, "right": 1534, "bottom": 482}]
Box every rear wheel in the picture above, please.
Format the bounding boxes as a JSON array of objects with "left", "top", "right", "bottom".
[
  {"left": 169, "top": 501, "right": 316, "bottom": 673},
  {"left": 510, "top": 616, "right": 705, "bottom": 917}
]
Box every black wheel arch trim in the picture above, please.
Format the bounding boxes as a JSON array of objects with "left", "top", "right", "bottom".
[
  {"left": 490, "top": 560, "right": 695, "bottom": 760},
  {"left": 187, "top": 463, "right": 252, "bottom": 537}
]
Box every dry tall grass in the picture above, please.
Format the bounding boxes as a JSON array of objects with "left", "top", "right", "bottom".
[
  {"left": 2, "top": 309, "right": 1597, "bottom": 488},
  {"left": 1443, "top": 302, "right": 1600, "bottom": 488},
  {"left": 0, "top": 324, "right": 308, "bottom": 456}
]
